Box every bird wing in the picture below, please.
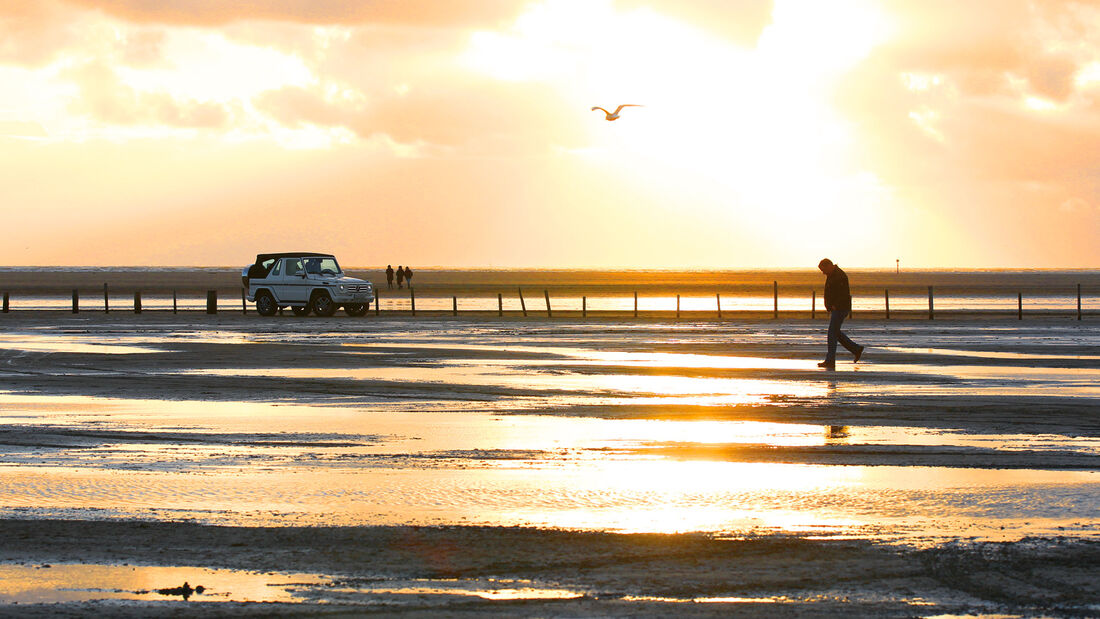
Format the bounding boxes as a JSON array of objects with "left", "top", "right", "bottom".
[
  {"left": 613, "top": 104, "right": 642, "bottom": 114},
  {"left": 591, "top": 106, "right": 609, "bottom": 114}
]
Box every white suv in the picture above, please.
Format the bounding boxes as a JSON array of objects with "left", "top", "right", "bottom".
[{"left": 242, "top": 252, "right": 375, "bottom": 317}]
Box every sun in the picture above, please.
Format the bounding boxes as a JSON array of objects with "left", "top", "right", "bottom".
[{"left": 462, "top": 0, "right": 898, "bottom": 257}]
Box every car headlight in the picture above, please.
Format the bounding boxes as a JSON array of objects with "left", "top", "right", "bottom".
[{"left": 338, "top": 284, "right": 347, "bottom": 292}]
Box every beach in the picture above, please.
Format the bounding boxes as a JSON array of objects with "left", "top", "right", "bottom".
[
  {"left": 7, "top": 0, "right": 1100, "bottom": 613},
  {"left": 0, "top": 291, "right": 1097, "bottom": 615}
]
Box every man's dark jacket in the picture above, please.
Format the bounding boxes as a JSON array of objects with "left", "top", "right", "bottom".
[{"left": 824, "top": 266, "right": 852, "bottom": 312}]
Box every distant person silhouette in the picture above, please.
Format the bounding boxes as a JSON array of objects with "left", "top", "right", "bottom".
[
  {"left": 396, "top": 265, "right": 404, "bottom": 289},
  {"left": 817, "top": 258, "right": 864, "bottom": 370},
  {"left": 386, "top": 265, "right": 394, "bottom": 289},
  {"left": 404, "top": 265, "right": 413, "bottom": 288}
]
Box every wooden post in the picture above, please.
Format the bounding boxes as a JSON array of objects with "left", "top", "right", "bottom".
[
  {"left": 1018, "top": 292, "right": 1022, "bottom": 320},
  {"left": 518, "top": 288, "right": 527, "bottom": 317},
  {"left": 1078, "top": 284, "right": 1082, "bottom": 321},
  {"left": 716, "top": 293, "right": 722, "bottom": 319},
  {"left": 773, "top": 281, "right": 778, "bottom": 319},
  {"left": 544, "top": 289, "right": 552, "bottom": 318},
  {"left": 375, "top": 291, "right": 380, "bottom": 316},
  {"left": 633, "top": 291, "right": 638, "bottom": 318},
  {"left": 72, "top": 289, "right": 79, "bottom": 314},
  {"left": 241, "top": 289, "right": 247, "bottom": 315},
  {"left": 206, "top": 290, "right": 217, "bottom": 314},
  {"left": 582, "top": 296, "right": 587, "bottom": 318},
  {"left": 172, "top": 291, "right": 177, "bottom": 314},
  {"left": 104, "top": 283, "right": 109, "bottom": 314},
  {"left": 452, "top": 295, "right": 457, "bottom": 316},
  {"left": 928, "top": 285, "right": 934, "bottom": 320},
  {"left": 410, "top": 287, "right": 416, "bottom": 316},
  {"left": 498, "top": 293, "right": 503, "bottom": 317},
  {"left": 811, "top": 290, "right": 816, "bottom": 320},
  {"left": 134, "top": 291, "right": 141, "bottom": 314},
  {"left": 2, "top": 292, "right": 8, "bottom": 313},
  {"left": 676, "top": 294, "right": 680, "bottom": 319},
  {"left": 885, "top": 289, "right": 890, "bottom": 320}
]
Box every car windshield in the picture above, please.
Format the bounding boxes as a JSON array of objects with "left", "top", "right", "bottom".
[{"left": 303, "top": 257, "right": 341, "bottom": 276}]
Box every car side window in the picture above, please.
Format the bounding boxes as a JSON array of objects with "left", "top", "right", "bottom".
[
  {"left": 285, "top": 259, "right": 302, "bottom": 276},
  {"left": 272, "top": 259, "right": 282, "bottom": 277}
]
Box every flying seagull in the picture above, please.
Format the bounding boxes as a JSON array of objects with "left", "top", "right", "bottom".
[{"left": 591, "top": 104, "right": 642, "bottom": 121}]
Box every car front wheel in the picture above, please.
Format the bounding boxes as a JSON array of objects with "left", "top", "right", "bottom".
[
  {"left": 310, "top": 292, "right": 337, "bottom": 317},
  {"left": 255, "top": 292, "right": 277, "bottom": 316}
]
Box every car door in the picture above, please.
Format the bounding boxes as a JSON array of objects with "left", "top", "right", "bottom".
[
  {"left": 279, "top": 257, "right": 309, "bottom": 303},
  {"left": 264, "top": 257, "right": 287, "bottom": 303},
  {"left": 267, "top": 258, "right": 303, "bottom": 304}
]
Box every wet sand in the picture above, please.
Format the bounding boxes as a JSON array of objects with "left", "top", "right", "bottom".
[
  {"left": 0, "top": 313, "right": 1097, "bottom": 615},
  {"left": 1, "top": 519, "right": 1097, "bottom": 617}
]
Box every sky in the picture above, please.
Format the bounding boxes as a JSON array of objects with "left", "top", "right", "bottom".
[{"left": 0, "top": 0, "right": 1098, "bottom": 268}]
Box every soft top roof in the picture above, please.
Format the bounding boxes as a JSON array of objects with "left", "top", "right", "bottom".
[{"left": 254, "top": 252, "right": 334, "bottom": 264}]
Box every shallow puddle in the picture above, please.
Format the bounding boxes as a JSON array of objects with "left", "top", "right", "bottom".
[
  {"left": 0, "top": 563, "right": 586, "bottom": 606},
  {"left": 877, "top": 345, "right": 1100, "bottom": 361},
  {"left": 0, "top": 563, "right": 327, "bottom": 603},
  {"left": 0, "top": 332, "right": 162, "bottom": 354}
]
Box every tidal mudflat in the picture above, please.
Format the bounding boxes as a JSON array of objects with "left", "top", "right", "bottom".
[{"left": 0, "top": 313, "right": 1097, "bottom": 616}]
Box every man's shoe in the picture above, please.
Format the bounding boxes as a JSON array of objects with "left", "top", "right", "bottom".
[
  {"left": 817, "top": 360, "right": 836, "bottom": 370},
  {"left": 854, "top": 345, "right": 865, "bottom": 363}
]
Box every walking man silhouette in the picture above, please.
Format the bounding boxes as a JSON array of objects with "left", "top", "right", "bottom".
[
  {"left": 386, "top": 265, "right": 394, "bottom": 289},
  {"left": 396, "top": 265, "right": 404, "bottom": 289},
  {"left": 818, "top": 258, "right": 865, "bottom": 369},
  {"left": 403, "top": 265, "right": 413, "bottom": 288}
]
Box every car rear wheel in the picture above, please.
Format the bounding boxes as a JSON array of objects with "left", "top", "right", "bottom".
[
  {"left": 255, "top": 291, "right": 277, "bottom": 316},
  {"left": 344, "top": 303, "right": 366, "bottom": 317},
  {"left": 310, "top": 292, "right": 337, "bottom": 317},
  {"left": 291, "top": 305, "right": 310, "bottom": 317}
]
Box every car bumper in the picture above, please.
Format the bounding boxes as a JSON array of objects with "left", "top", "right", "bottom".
[{"left": 332, "top": 293, "right": 375, "bottom": 304}]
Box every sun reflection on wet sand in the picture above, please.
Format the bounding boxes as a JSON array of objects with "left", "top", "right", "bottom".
[
  {"left": 176, "top": 364, "right": 829, "bottom": 405},
  {"left": 0, "top": 458, "right": 1095, "bottom": 543}
]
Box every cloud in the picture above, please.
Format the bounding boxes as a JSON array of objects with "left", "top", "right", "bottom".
[
  {"left": 835, "top": 0, "right": 1100, "bottom": 184},
  {"left": 61, "top": 60, "right": 233, "bottom": 129},
  {"left": 826, "top": 0, "right": 1100, "bottom": 262},
  {"left": 254, "top": 78, "right": 586, "bottom": 150},
  {"left": 0, "top": 0, "right": 81, "bottom": 66},
  {"left": 0, "top": 3, "right": 170, "bottom": 80},
  {"left": 1060, "top": 197, "right": 1099, "bottom": 214},
  {"left": 0, "top": 120, "right": 48, "bottom": 137},
  {"left": 872, "top": 0, "right": 1100, "bottom": 98},
  {"left": 58, "top": 0, "right": 527, "bottom": 27},
  {"left": 616, "top": 0, "right": 773, "bottom": 47}
]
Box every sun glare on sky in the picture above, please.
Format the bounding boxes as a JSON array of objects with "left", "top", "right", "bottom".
[{"left": 464, "top": 0, "right": 897, "bottom": 249}]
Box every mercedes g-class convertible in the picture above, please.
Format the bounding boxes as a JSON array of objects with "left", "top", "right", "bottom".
[{"left": 242, "top": 252, "right": 375, "bottom": 317}]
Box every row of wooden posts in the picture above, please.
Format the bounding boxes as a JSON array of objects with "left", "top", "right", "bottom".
[{"left": 2, "top": 282, "right": 1087, "bottom": 321}]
